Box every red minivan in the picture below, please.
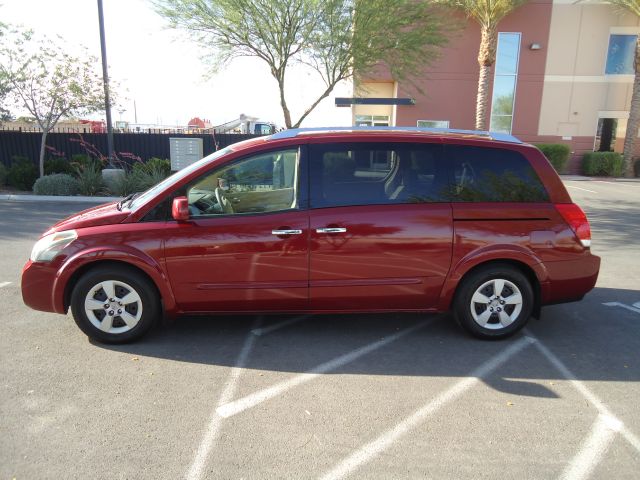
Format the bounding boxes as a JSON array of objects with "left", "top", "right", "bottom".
[{"left": 21, "top": 128, "right": 600, "bottom": 343}]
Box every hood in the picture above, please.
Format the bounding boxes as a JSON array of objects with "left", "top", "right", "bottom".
[{"left": 44, "top": 201, "right": 130, "bottom": 235}]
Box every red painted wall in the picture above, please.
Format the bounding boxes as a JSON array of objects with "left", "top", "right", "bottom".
[{"left": 390, "top": 1, "right": 553, "bottom": 138}]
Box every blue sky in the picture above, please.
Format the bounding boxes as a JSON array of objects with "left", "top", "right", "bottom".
[{"left": 2, "top": 0, "right": 351, "bottom": 128}]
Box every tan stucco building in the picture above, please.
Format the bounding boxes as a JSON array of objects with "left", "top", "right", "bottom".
[{"left": 352, "top": 0, "right": 640, "bottom": 173}]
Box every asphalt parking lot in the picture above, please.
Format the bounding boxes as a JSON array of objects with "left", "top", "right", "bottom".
[{"left": 1, "top": 178, "right": 639, "bottom": 479}]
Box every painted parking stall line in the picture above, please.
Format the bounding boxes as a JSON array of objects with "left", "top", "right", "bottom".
[
  {"left": 319, "top": 336, "right": 535, "bottom": 480},
  {"left": 251, "top": 314, "right": 312, "bottom": 336},
  {"left": 559, "top": 413, "right": 623, "bottom": 480},
  {"left": 603, "top": 302, "right": 640, "bottom": 315},
  {"left": 566, "top": 185, "right": 598, "bottom": 194},
  {"left": 0, "top": 282, "right": 12, "bottom": 288},
  {"left": 186, "top": 317, "right": 262, "bottom": 480},
  {"left": 528, "top": 331, "right": 640, "bottom": 454},
  {"left": 216, "top": 318, "right": 435, "bottom": 419},
  {"left": 594, "top": 180, "right": 638, "bottom": 188}
]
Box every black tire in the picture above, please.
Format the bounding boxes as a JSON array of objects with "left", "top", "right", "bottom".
[
  {"left": 453, "top": 264, "right": 534, "bottom": 340},
  {"left": 70, "top": 265, "right": 160, "bottom": 344}
]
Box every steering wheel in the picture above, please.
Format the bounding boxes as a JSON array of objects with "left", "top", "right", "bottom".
[{"left": 215, "top": 187, "right": 234, "bottom": 214}]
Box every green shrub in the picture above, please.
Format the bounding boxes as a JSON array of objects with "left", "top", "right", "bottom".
[
  {"left": 131, "top": 158, "right": 171, "bottom": 191},
  {"left": 582, "top": 152, "right": 624, "bottom": 177},
  {"left": 33, "top": 173, "right": 80, "bottom": 196},
  {"left": 534, "top": 143, "right": 571, "bottom": 173},
  {"left": 70, "top": 154, "right": 102, "bottom": 173},
  {"left": 0, "top": 163, "right": 7, "bottom": 186},
  {"left": 7, "top": 156, "right": 38, "bottom": 190},
  {"left": 75, "top": 163, "right": 106, "bottom": 196},
  {"left": 132, "top": 157, "right": 171, "bottom": 176},
  {"left": 107, "top": 171, "right": 141, "bottom": 196},
  {"left": 44, "top": 157, "right": 74, "bottom": 175}
]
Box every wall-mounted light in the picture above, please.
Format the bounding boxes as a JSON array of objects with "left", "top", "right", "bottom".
[{"left": 530, "top": 43, "right": 542, "bottom": 50}]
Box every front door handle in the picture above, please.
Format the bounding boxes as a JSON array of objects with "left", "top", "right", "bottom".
[
  {"left": 272, "top": 229, "right": 303, "bottom": 236},
  {"left": 316, "top": 227, "right": 347, "bottom": 234}
]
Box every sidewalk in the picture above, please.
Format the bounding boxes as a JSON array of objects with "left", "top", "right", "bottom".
[
  {"left": 0, "top": 193, "right": 119, "bottom": 203},
  {"left": 560, "top": 175, "right": 640, "bottom": 183}
]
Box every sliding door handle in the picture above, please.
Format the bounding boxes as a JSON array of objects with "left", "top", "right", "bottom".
[
  {"left": 272, "top": 229, "right": 303, "bottom": 236},
  {"left": 316, "top": 227, "right": 347, "bottom": 234}
]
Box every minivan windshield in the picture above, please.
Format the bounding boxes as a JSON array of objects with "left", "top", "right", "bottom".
[{"left": 127, "top": 147, "right": 233, "bottom": 210}]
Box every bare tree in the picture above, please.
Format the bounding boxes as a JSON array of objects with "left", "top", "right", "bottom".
[
  {"left": 0, "top": 23, "right": 12, "bottom": 123},
  {"left": 0, "top": 28, "right": 108, "bottom": 176},
  {"left": 154, "top": 0, "right": 450, "bottom": 128}
]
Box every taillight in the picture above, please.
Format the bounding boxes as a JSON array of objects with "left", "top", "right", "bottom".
[{"left": 555, "top": 203, "right": 591, "bottom": 248}]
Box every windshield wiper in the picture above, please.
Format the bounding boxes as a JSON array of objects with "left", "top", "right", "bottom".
[{"left": 116, "top": 192, "right": 138, "bottom": 211}]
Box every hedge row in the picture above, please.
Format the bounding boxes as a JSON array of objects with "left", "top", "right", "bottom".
[
  {"left": 534, "top": 143, "right": 571, "bottom": 174},
  {"left": 582, "top": 152, "right": 624, "bottom": 177}
]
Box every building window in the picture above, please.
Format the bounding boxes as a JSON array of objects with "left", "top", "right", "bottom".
[
  {"left": 417, "top": 120, "right": 450, "bottom": 128},
  {"left": 489, "top": 32, "right": 521, "bottom": 134},
  {"left": 605, "top": 35, "right": 637, "bottom": 75},
  {"left": 355, "top": 115, "right": 390, "bottom": 127}
]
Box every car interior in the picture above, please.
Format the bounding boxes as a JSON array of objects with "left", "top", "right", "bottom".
[
  {"left": 316, "top": 147, "right": 449, "bottom": 207},
  {"left": 187, "top": 149, "right": 298, "bottom": 216}
]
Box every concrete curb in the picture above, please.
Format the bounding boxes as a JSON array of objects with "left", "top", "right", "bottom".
[
  {"left": 0, "top": 194, "right": 119, "bottom": 203},
  {"left": 560, "top": 175, "right": 592, "bottom": 181},
  {"left": 560, "top": 175, "right": 640, "bottom": 183}
]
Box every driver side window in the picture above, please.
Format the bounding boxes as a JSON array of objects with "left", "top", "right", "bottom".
[{"left": 187, "top": 148, "right": 299, "bottom": 217}]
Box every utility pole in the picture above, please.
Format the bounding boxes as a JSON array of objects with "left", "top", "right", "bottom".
[{"left": 97, "top": 0, "right": 115, "bottom": 167}]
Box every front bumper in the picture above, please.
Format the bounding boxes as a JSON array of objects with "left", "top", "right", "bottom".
[{"left": 21, "top": 260, "right": 66, "bottom": 314}]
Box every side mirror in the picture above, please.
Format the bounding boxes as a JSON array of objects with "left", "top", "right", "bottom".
[{"left": 172, "top": 196, "right": 190, "bottom": 221}]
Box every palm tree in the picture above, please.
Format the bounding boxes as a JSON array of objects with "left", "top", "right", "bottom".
[
  {"left": 444, "top": 0, "right": 527, "bottom": 130},
  {"left": 602, "top": 0, "right": 640, "bottom": 177}
]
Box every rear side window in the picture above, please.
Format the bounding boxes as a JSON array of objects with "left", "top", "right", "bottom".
[
  {"left": 446, "top": 146, "right": 549, "bottom": 202},
  {"left": 309, "top": 143, "right": 448, "bottom": 208}
]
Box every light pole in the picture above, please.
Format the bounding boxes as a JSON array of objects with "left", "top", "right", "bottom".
[{"left": 97, "top": 0, "right": 115, "bottom": 167}]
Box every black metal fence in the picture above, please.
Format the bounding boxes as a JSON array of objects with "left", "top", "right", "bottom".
[{"left": 0, "top": 131, "right": 261, "bottom": 167}]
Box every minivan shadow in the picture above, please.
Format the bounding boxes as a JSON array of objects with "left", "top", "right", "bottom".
[{"left": 93, "top": 286, "right": 640, "bottom": 398}]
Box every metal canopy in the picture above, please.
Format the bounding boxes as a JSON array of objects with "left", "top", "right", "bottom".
[{"left": 335, "top": 97, "right": 416, "bottom": 107}]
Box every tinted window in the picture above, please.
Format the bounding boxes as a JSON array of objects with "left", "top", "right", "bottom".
[
  {"left": 186, "top": 148, "right": 299, "bottom": 216},
  {"left": 309, "top": 143, "right": 448, "bottom": 208},
  {"left": 447, "top": 145, "right": 549, "bottom": 202},
  {"left": 605, "top": 34, "right": 637, "bottom": 75}
]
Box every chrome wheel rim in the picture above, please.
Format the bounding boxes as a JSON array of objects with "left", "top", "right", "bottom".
[
  {"left": 84, "top": 280, "right": 143, "bottom": 334},
  {"left": 470, "top": 278, "right": 523, "bottom": 330}
]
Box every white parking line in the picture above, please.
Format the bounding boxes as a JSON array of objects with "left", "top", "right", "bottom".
[
  {"left": 528, "top": 332, "right": 640, "bottom": 454},
  {"left": 566, "top": 185, "right": 598, "bottom": 194},
  {"left": 603, "top": 302, "right": 640, "bottom": 315},
  {"left": 186, "top": 317, "right": 262, "bottom": 480},
  {"left": 216, "top": 319, "right": 435, "bottom": 419},
  {"left": 0, "top": 282, "right": 12, "bottom": 288},
  {"left": 559, "top": 413, "right": 622, "bottom": 480},
  {"left": 318, "top": 336, "right": 534, "bottom": 480},
  {"left": 593, "top": 180, "right": 639, "bottom": 188},
  {"left": 251, "top": 315, "right": 312, "bottom": 336}
]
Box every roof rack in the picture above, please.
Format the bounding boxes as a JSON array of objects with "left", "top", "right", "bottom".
[{"left": 269, "top": 126, "right": 522, "bottom": 144}]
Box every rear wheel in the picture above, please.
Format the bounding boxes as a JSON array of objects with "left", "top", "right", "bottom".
[
  {"left": 454, "top": 264, "right": 533, "bottom": 339},
  {"left": 70, "top": 265, "right": 159, "bottom": 343}
]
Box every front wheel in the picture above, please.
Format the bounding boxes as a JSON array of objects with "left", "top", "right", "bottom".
[
  {"left": 70, "top": 265, "right": 160, "bottom": 344},
  {"left": 454, "top": 264, "right": 534, "bottom": 340}
]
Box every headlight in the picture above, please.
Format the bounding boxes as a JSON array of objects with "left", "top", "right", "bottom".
[{"left": 30, "top": 230, "right": 78, "bottom": 263}]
